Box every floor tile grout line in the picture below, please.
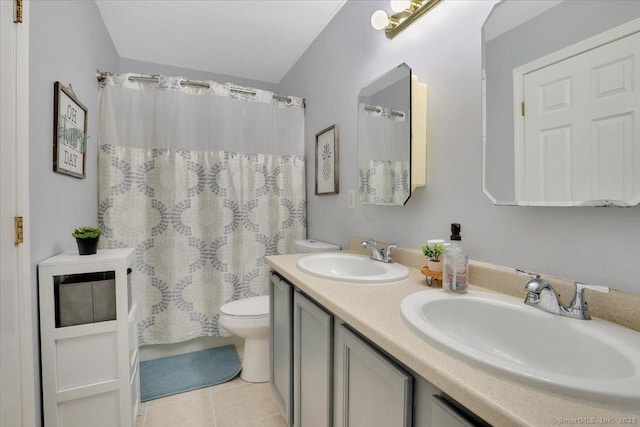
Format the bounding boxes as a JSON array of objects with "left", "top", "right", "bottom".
[
  {"left": 139, "top": 406, "right": 147, "bottom": 427},
  {"left": 141, "top": 379, "right": 248, "bottom": 409},
  {"left": 210, "top": 380, "right": 250, "bottom": 395},
  {"left": 209, "top": 388, "right": 218, "bottom": 427},
  {"left": 143, "top": 388, "right": 213, "bottom": 409},
  {"left": 235, "top": 411, "right": 284, "bottom": 427},
  {"left": 140, "top": 379, "right": 280, "bottom": 426}
]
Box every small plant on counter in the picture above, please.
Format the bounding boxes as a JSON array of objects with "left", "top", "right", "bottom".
[
  {"left": 421, "top": 243, "right": 443, "bottom": 262},
  {"left": 72, "top": 226, "right": 102, "bottom": 255}
]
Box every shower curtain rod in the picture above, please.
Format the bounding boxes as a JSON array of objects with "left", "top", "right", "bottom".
[
  {"left": 96, "top": 70, "right": 305, "bottom": 108},
  {"left": 363, "top": 104, "right": 405, "bottom": 118}
]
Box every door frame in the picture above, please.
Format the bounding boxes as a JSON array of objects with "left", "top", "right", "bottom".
[
  {"left": 512, "top": 16, "right": 640, "bottom": 204},
  {"left": 1, "top": 0, "right": 36, "bottom": 425}
]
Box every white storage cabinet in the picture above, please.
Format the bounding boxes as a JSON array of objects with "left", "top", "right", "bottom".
[{"left": 39, "top": 249, "right": 139, "bottom": 427}]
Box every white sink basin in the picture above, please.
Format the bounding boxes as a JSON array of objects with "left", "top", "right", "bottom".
[
  {"left": 400, "top": 290, "right": 640, "bottom": 408},
  {"left": 296, "top": 252, "right": 409, "bottom": 284}
]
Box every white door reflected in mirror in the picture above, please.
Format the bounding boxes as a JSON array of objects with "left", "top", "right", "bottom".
[{"left": 482, "top": 0, "right": 640, "bottom": 206}]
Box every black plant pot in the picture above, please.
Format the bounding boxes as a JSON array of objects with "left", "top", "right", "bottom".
[{"left": 76, "top": 237, "right": 99, "bottom": 255}]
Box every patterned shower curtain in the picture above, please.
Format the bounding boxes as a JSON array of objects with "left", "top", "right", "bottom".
[
  {"left": 98, "top": 74, "right": 306, "bottom": 345},
  {"left": 358, "top": 102, "right": 410, "bottom": 205},
  {"left": 359, "top": 159, "right": 409, "bottom": 205}
]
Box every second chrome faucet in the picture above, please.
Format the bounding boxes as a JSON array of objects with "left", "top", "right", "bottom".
[
  {"left": 361, "top": 239, "right": 397, "bottom": 263},
  {"left": 517, "top": 269, "right": 609, "bottom": 320}
]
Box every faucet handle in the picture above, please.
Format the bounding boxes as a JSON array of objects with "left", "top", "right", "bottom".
[
  {"left": 516, "top": 268, "right": 550, "bottom": 295},
  {"left": 385, "top": 243, "right": 397, "bottom": 257},
  {"left": 575, "top": 282, "right": 610, "bottom": 294},
  {"left": 515, "top": 268, "right": 540, "bottom": 279},
  {"left": 360, "top": 239, "right": 376, "bottom": 249},
  {"left": 569, "top": 282, "right": 610, "bottom": 320}
]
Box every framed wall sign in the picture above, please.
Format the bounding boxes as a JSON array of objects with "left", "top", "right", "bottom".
[
  {"left": 53, "top": 82, "right": 88, "bottom": 178},
  {"left": 315, "top": 124, "right": 339, "bottom": 195}
]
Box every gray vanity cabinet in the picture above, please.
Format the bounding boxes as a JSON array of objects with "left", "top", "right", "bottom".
[
  {"left": 269, "top": 271, "right": 482, "bottom": 427},
  {"left": 333, "top": 323, "right": 413, "bottom": 427},
  {"left": 270, "top": 273, "right": 293, "bottom": 426},
  {"left": 293, "top": 292, "right": 333, "bottom": 427}
]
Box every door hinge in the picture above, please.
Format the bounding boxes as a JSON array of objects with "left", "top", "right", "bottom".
[
  {"left": 521, "top": 102, "right": 525, "bottom": 116},
  {"left": 14, "top": 0, "right": 23, "bottom": 23},
  {"left": 15, "top": 217, "right": 23, "bottom": 245}
]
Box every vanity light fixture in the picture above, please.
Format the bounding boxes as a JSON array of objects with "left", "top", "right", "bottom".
[{"left": 371, "top": 0, "right": 444, "bottom": 39}]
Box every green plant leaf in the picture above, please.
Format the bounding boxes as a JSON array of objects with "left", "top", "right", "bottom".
[{"left": 72, "top": 226, "right": 102, "bottom": 239}]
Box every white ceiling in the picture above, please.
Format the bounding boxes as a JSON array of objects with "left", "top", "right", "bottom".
[{"left": 95, "top": 0, "right": 347, "bottom": 84}]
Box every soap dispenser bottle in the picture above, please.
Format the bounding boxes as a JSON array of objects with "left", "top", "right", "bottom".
[{"left": 443, "top": 223, "right": 469, "bottom": 294}]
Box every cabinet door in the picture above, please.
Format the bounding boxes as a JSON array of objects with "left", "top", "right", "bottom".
[
  {"left": 431, "top": 396, "right": 477, "bottom": 427},
  {"left": 334, "top": 323, "right": 412, "bottom": 427},
  {"left": 294, "top": 292, "right": 333, "bottom": 427},
  {"left": 270, "top": 273, "right": 293, "bottom": 426}
]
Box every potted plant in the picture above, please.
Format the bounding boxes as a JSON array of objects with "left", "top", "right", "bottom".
[
  {"left": 421, "top": 242, "right": 443, "bottom": 272},
  {"left": 72, "top": 226, "right": 102, "bottom": 255}
]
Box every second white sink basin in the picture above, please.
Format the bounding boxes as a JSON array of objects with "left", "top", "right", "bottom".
[
  {"left": 296, "top": 252, "right": 409, "bottom": 284},
  {"left": 400, "top": 290, "right": 640, "bottom": 409}
]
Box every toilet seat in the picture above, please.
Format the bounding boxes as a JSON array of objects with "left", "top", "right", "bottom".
[{"left": 220, "top": 295, "right": 269, "bottom": 318}]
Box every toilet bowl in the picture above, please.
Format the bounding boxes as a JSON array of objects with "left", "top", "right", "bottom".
[
  {"left": 219, "top": 240, "right": 339, "bottom": 383},
  {"left": 219, "top": 295, "right": 270, "bottom": 383}
]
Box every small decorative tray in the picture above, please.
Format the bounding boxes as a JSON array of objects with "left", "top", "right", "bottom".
[{"left": 420, "top": 266, "right": 442, "bottom": 287}]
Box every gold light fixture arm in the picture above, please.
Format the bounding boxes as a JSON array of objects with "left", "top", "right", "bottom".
[{"left": 385, "top": 0, "right": 444, "bottom": 39}]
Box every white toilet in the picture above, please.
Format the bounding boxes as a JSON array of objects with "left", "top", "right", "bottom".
[
  {"left": 219, "top": 295, "right": 270, "bottom": 382},
  {"left": 218, "top": 239, "right": 339, "bottom": 383}
]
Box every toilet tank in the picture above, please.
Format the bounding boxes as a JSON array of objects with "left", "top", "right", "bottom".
[{"left": 294, "top": 239, "right": 340, "bottom": 253}]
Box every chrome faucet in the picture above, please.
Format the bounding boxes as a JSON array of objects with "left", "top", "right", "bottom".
[
  {"left": 361, "top": 239, "right": 397, "bottom": 263},
  {"left": 517, "top": 269, "right": 609, "bottom": 320}
]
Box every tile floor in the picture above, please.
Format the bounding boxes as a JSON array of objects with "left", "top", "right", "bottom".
[{"left": 135, "top": 376, "right": 286, "bottom": 427}]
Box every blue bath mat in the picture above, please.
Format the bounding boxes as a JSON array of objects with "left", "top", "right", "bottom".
[{"left": 140, "top": 345, "right": 241, "bottom": 401}]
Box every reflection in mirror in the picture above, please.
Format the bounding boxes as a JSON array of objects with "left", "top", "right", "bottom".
[
  {"left": 483, "top": 1, "right": 640, "bottom": 206},
  {"left": 358, "top": 63, "right": 412, "bottom": 206}
]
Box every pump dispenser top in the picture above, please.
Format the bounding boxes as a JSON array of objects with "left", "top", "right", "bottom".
[{"left": 450, "top": 223, "right": 461, "bottom": 241}]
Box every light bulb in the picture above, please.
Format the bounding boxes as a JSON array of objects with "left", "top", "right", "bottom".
[
  {"left": 390, "top": 0, "right": 411, "bottom": 12},
  {"left": 371, "top": 10, "right": 389, "bottom": 30}
]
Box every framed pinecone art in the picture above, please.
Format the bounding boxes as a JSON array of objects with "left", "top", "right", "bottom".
[{"left": 315, "top": 124, "right": 339, "bottom": 195}]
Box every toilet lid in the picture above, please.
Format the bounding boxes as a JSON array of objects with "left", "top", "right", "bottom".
[{"left": 220, "top": 295, "right": 269, "bottom": 317}]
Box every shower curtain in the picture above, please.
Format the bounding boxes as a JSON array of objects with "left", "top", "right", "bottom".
[{"left": 98, "top": 74, "right": 305, "bottom": 345}]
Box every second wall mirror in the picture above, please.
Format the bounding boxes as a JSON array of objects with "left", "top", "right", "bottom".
[
  {"left": 358, "top": 63, "right": 426, "bottom": 206},
  {"left": 483, "top": 0, "right": 640, "bottom": 207}
]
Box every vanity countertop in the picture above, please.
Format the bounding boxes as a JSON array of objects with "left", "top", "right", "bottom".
[{"left": 265, "top": 252, "right": 639, "bottom": 426}]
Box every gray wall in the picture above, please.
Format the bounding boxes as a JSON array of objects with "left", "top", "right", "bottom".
[
  {"left": 278, "top": 0, "right": 640, "bottom": 295},
  {"left": 29, "top": 1, "right": 119, "bottom": 424}
]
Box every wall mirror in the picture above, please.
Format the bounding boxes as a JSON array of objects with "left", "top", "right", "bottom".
[
  {"left": 358, "top": 63, "right": 426, "bottom": 206},
  {"left": 483, "top": 0, "right": 640, "bottom": 206}
]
